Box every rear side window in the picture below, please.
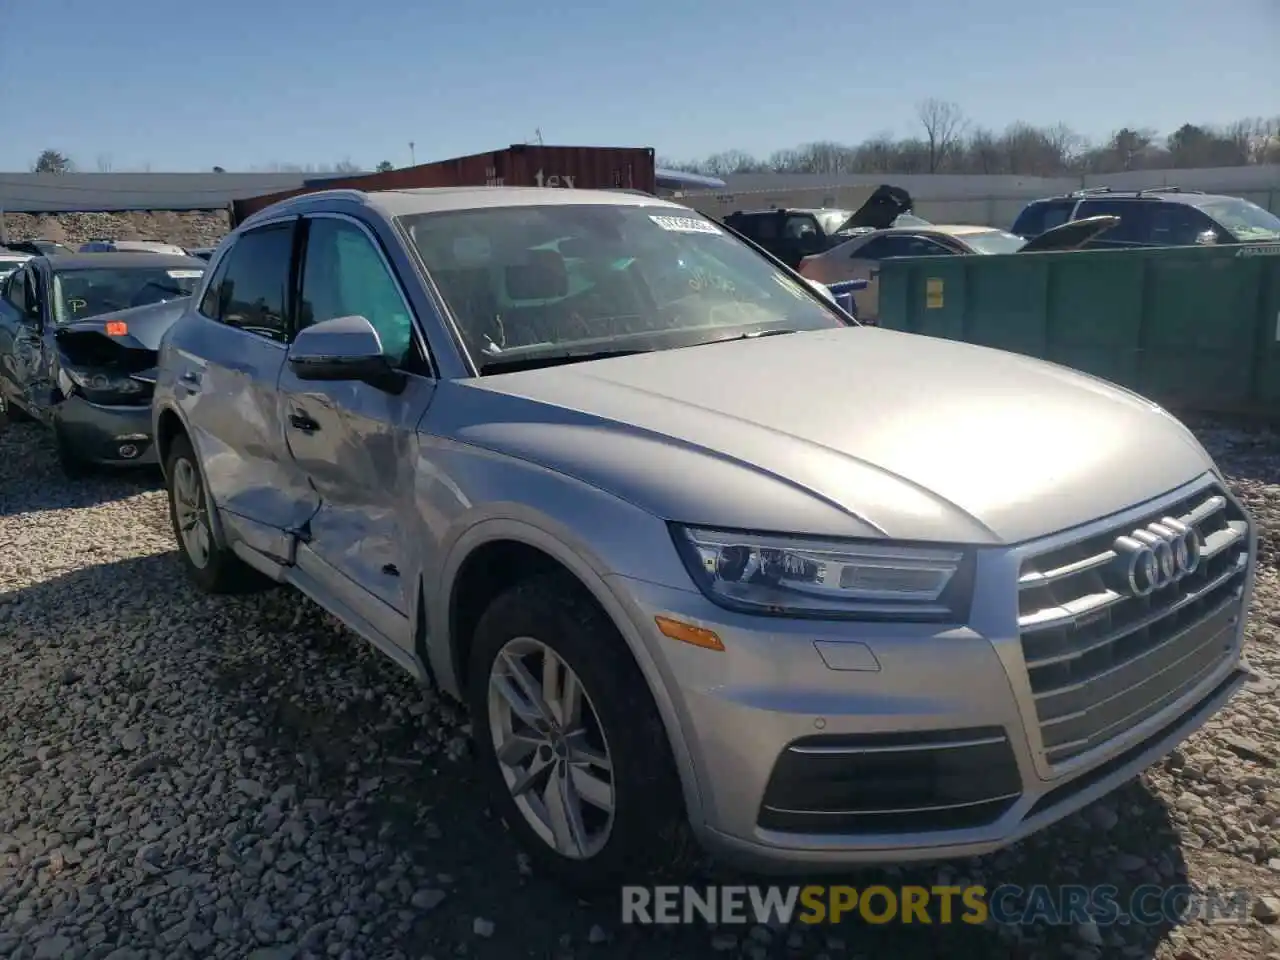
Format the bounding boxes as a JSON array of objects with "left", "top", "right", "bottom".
[
  {"left": 199, "top": 223, "right": 294, "bottom": 342},
  {"left": 1073, "top": 199, "right": 1155, "bottom": 245},
  {"left": 1012, "top": 201, "right": 1073, "bottom": 237}
]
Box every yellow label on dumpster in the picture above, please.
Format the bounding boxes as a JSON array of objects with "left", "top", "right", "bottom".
[{"left": 925, "top": 278, "right": 944, "bottom": 309}]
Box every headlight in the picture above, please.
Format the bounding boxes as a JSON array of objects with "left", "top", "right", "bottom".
[
  {"left": 62, "top": 367, "right": 144, "bottom": 395},
  {"left": 670, "top": 525, "right": 973, "bottom": 621}
]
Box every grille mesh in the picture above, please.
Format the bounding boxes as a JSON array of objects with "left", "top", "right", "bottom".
[{"left": 1017, "top": 485, "right": 1249, "bottom": 767}]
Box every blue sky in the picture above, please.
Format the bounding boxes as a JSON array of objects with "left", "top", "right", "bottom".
[{"left": 4, "top": 0, "right": 1277, "bottom": 173}]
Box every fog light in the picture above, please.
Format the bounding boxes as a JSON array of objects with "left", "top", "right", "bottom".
[{"left": 118, "top": 444, "right": 139, "bottom": 459}]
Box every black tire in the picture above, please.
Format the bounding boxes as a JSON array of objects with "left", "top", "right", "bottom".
[
  {"left": 165, "top": 432, "right": 269, "bottom": 594},
  {"left": 53, "top": 423, "right": 94, "bottom": 479},
  {"left": 467, "top": 571, "right": 697, "bottom": 894}
]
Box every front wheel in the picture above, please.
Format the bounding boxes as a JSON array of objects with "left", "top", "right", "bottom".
[
  {"left": 165, "top": 433, "right": 268, "bottom": 594},
  {"left": 467, "top": 572, "right": 695, "bottom": 893}
]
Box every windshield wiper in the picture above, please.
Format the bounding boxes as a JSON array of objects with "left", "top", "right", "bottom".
[
  {"left": 479, "top": 347, "right": 651, "bottom": 375},
  {"left": 684, "top": 328, "right": 801, "bottom": 349}
]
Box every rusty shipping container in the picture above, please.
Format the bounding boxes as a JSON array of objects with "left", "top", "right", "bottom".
[{"left": 230, "top": 144, "right": 656, "bottom": 225}]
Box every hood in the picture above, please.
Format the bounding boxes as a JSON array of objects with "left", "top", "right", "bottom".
[
  {"left": 450, "top": 328, "right": 1213, "bottom": 545},
  {"left": 836, "top": 185, "right": 914, "bottom": 232},
  {"left": 1018, "top": 215, "right": 1120, "bottom": 252},
  {"left": 55, "top": 297, "right": 190, "bottom": 351}
]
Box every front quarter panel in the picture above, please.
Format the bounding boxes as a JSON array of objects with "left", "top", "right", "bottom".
[{"left": 419, "top": 437, "right": 709, "bottom": 825}]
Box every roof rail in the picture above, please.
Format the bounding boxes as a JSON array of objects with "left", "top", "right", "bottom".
[
  {"left": 1136, "top": 186, "right": 1204, "bottom": 196},
  {"left": 1068, "top": 186, "right": 1115, "bottom": 197},
  {"left": 294, "top": 188, "right": 368, "bottom": 202}
]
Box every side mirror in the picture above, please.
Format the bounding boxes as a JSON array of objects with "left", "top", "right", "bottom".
[
  {"left": 1194, "top": 230, "right": 1219, "bottom": 246},
  {"left": 286, "top": 315, "right": 406, "bottom": 394}
]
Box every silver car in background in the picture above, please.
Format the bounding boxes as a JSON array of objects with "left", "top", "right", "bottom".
[{"left": 151, "top": 186, "right": 1256, "bottom": 889}]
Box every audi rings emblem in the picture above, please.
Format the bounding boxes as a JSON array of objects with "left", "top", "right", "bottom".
[{"left": 1112, "top": 517, "right": 1201, "bottom": 597}]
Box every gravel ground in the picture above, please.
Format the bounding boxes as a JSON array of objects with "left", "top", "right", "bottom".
[
  {"left": 0, "top": 416, "right": 1277, "bottom": 960},
  {"left": 3, "top": 211, "right": 229, "bottom": 250}
]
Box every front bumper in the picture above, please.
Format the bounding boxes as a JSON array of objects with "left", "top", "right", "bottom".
[
  {"left": 609, "top": 476, "right": 1254, "bottom": 874},
  {"left": 53, "top": 395, "right": 157, "bottom": 465}
]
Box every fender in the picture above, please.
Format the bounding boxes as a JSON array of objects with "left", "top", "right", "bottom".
[{"left": 435, "top": 513, "right": 708, "bottom": 828}]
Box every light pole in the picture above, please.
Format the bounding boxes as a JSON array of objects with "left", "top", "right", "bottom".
[{"left": 409, "top": 141, "right": 416, "bottom": 167}]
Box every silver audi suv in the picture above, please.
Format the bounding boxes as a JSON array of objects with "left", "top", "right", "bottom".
[{"left": 151, "top": 185, "right": 1256, "bottom": 889}]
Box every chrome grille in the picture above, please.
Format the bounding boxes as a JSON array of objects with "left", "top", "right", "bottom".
[{"left": 1017, "top": 484, "right": 1250, "bottom": 768}]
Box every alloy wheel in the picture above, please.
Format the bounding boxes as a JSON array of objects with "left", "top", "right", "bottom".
[
  {"left": 172, "top": 458, "right": 212, "bottom": 569},
  {"left": 487, "top": 636, "right": 615, "bottom": 860}
]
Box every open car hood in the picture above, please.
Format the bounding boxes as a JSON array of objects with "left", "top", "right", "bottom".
[
  {"left": 54, "top": 297, "right": 190, "bottom": 351},
  {"left": 1019, "top": 215, "right": 1120, "bottom": 252},
  {"left": 835, "top": 184, "right": 915, "bottom": 232}
]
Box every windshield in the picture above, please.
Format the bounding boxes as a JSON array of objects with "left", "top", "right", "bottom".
[
  {"left": 52, "top": 266, "right": 204, "bottom": 323},
  {"left": 814, "top": 210, "right": 853, "bottom": 235},
  {"left": 399, "top": 203, "right": 847, "bottom": 373},
  {"left": 1197, "top": 198, "right": 1280, "bottom": 242},
  {"left": 962, "top": 230, "right": 1029, "bottom": 255}
]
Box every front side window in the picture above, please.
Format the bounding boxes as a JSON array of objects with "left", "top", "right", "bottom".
[
  {"left": 399, "top": 203, "right": 845, "bottom": 372},
  {"left": 52, "top": 265, "right": 204, "bottom": 324},
  {"left": 299, "top": 218, "right": 415, "bottom": 367},
  {"left": 4, "top": 268, "right": 28, "bottom": 313},
  {"left": 200, "top": 224, "right": 293, "bottom": 341},
  {"left": 783, "top": 215, "right": 819, "bottom": 240},
  {"left": 1149, "top": 204, "right": 1218, "bottom": 246},
  {"left": 1196, "top": 198, "right": 1280, "bottom": 242}
]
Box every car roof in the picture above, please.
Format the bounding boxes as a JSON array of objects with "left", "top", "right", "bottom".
[
  {"left": 43, "top": 252, "right": 208, "bottom": 271},
  {"left": 242, "top": 186, "right": 692, "bottom": 230},
  {"left": 729, "top": 208, "right": 843, "bottom": 216},
  {"left": 1032, "top": 189, "right": 1240, "bottom": 206}
]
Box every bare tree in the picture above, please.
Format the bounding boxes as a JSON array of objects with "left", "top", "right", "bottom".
[
  {"left": 916, "top": 99, "right": 966, "bottom": 173},
  {"left": 96, "top": 154, "right": 113, "bottom": 172},
  {"left": 332, "top": 159, "right": 362, "bottom": 174}
]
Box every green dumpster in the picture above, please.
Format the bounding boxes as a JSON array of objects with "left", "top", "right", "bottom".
[{"left": 876, "top": 244, "right": 1280, "bottom": 416}]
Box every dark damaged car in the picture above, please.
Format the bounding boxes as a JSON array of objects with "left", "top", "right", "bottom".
[
  {"left": 0, "top": 252, "right": 205, "bottom": 476},
  {"left": 721, "top": 185, "right": 920, "bottom": 269}
]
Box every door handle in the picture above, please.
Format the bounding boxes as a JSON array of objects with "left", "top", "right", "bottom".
[
  {"left": 289, "top": 412, "right": 320, "bottom": 433},
  {"left": 179, "top": 371, "right": 202, "bottom": 388}
]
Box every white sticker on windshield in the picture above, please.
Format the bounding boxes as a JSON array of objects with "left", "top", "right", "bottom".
[
  {"left": 649, "top": 215, "right": 722, "bottom": 235},
  {"left": 167, "top": 269, "right": 204, "bottom": 279}
]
